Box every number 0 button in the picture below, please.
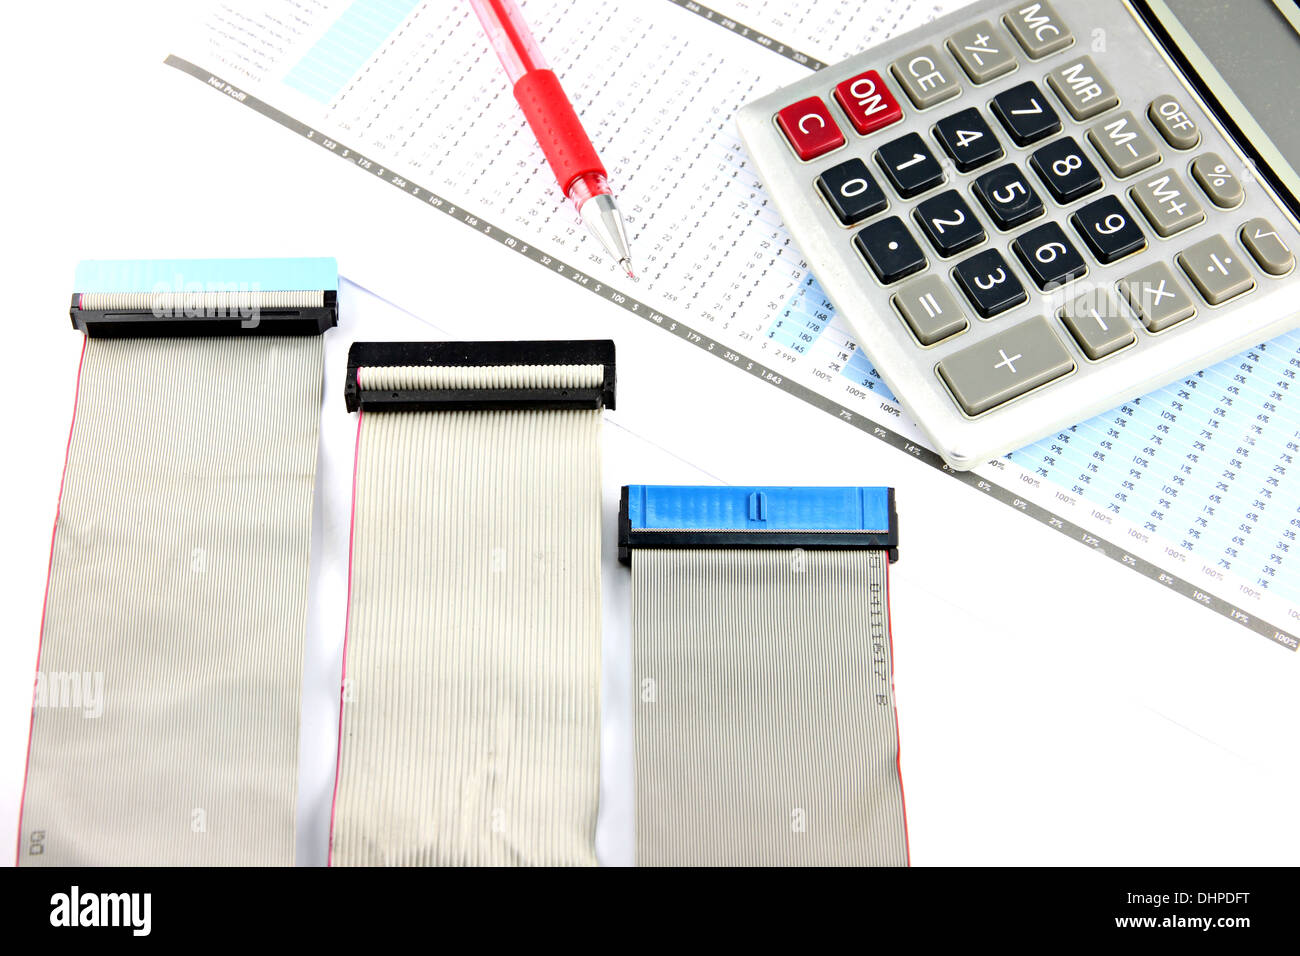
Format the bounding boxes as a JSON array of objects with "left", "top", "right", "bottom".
[{"left": 816, "top": 158, "right": 887, "bottom": 225}]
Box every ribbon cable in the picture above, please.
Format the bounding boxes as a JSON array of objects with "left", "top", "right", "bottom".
[
  {"left": 621, "top": 485, "right": 908, "bottom": 866},
  {"left": 329, "top": 341, "right": 613, "bottom": 866},
  {"left": 19, "top": 261, "right": 335, "bottom": 865}
]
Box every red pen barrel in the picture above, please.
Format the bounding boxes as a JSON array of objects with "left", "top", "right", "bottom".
[{"left": 513, "top": 69, "right": 606, "bottom": 197}]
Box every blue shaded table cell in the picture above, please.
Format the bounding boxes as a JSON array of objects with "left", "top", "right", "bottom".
[{"left": 284, "top": 0, "right": 420, "bottom": 104}]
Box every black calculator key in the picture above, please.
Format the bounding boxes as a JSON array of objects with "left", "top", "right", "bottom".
[
  {"left": 953, "top": 248, "right": 1028, "bottom": 318},
  {"left": 1011, "top": 221, "right": 1088, "bottom": 289},
  {"left": 989, "top": 82, "right": 1062, "bottom": 146},
  {"left": 933, "top": 108, "right": 1003, "bottom": 172},
  {"left": 816, "top": 158, "right": 888, "bottom": 225},
  {"left": 875, "top": 132, "right": 945, "bottom": 198},
  {"left": 1070, "top": 195, "right": 1147, "bottom": 264},
  {"left": 914, "top": 190, "right": 985, "bottom": 257},
  {"left": 972, "top": 164, "right": 1044, "bottom": 229},
  {"left": 854, "top": 216, "right": 928, "bottom": 283},
  {"left": 1029, "top": 137, "right": 1102, "bottom": 204}
]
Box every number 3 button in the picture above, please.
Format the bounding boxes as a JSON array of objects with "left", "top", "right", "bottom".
[{"left": 953, "top": 248, "right": 1028, "bottom": 317}]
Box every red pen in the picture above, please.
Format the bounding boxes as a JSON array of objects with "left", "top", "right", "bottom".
[{"left": 470, "top": 0, "right": 635, "bottom": 278}]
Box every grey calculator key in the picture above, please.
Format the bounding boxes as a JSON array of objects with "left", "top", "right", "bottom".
[
  {"left": 893, "top": 276, "right": 968, "bottom": 345},
  {"left": 1190, "top": 153, "right": 1243, "bottom": 208},
  {"left": 1239, "top": 217, "right": 1295, "bottom": 276},
  {"left": 1148, "top": 95, "right": 1200, "bottom": 150},
  {"left": 1177, "top": 234, "right": 1255, "bottom": 305},
  {"left": 1129, "top": 169, "right": 1204, "bottom": 237},
  {"left": 947, "top": 21, "right": 1018, "bottom": 84},
  {"left": 1060, "top": 290, "right": 1135, "bottom": 360},
  {"left": 890, "top": 45, "right": 962, "bottom": 109},
  {"left": 1086, "top": 111, "right": 1160, "bottom": 177},
  {"left": 1116, "top": 262, "right": 1196, "bottom": 331},
  {"left": 936, "top": 316, "right": 1074, "bottom": 415},
  {"left": 1045, "top": 56, "right": 1118, "bottom": 120},
  {"left": 1003, "top": 1, "right": 1073, "bottom": 59}
]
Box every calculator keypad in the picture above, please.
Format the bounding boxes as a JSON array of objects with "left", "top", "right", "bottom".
[
  {"left": 855, "top": 216, "right": 928, "bottom": 283},
  {"left": 816, "top": 158, "right": 888, "bottom": 225},
  {"left": 989, "top": 81, "right": 1061, "bottom": 146},
  {"left": 953, "top": 248, "right": 1028, "bottom": 317},
  {"left": 1028, "top": 137, "right": 1101, "bottom": 203},
  {"left": 748, "top": 0, "right": 1300, "bottom": 435},
  {"left": 776, "top": 97, "right": 844, "bottom": 160},
  {"left": 914, "top": 190, "right": 985, "bottom": 256},
  {"left": 973, "top": 164, "right": 1043, "bottom": 229},
  {"left": 933, "top": 108, "right": 1003, "bottom": 171},
  {"left": 834, "top": 70, "right": 903, "bottom": 135},
  {"left": 1071, "top": 195, "right": 1146, "bottom": 263},
  {"left": 876, "top": 132, "right": 945, "bottom": 197}
]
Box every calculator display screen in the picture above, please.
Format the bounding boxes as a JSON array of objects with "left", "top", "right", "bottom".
[{"left": 1135, "top": 0, "right": 1300, "bottom": 211}]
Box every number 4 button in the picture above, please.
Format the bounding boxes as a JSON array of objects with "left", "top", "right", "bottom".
[{"left": 933, "top": 108, "right": 1003, "bottom": 172}]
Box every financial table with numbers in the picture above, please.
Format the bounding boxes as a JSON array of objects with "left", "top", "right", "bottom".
[{"left": 168, "top": 0, "right": 1299, "bottom": 645}]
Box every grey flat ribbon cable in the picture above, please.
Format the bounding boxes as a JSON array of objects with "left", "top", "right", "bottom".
[
  {"left": 17, "top": 260, "right": 336, "bottom": 866},
  {"left": 621, "top": 485, "right": 907, "bottom": 866},
  {"left": 330, "top": 340, "right": 614, "bottom": 867},
  {"left": 19, "top": 333, "right": 329, "bottom": 866}
]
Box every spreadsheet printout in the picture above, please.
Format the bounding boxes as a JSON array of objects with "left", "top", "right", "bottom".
[{"left": 165, "top": 0, "right": 1300, "bottom": 648}]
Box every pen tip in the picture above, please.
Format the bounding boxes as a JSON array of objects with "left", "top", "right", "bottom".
[{"left": 620, "top": 258, "right": 636, "bottom": 280}]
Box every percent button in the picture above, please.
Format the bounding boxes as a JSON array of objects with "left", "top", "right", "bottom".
[{"left": 1190, "top": 153, "right": 1243, "bottom": 209}]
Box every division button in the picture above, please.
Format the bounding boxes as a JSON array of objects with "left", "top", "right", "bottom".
[
  {"left": 1176, "top": 234, "right": 1256, "bottom": 305},
  {"left": 937, "top": 315, "right": 1074, "bottom": 415}
]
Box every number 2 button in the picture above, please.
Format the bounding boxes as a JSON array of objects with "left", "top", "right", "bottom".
[{"left": 914, "top": 190, "right": 985, "bottom": 256}]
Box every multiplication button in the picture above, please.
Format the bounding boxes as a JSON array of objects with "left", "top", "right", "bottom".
[
  {"left": 1116, "top": 262, "right": 1196, "bottom": 331},
  {"left": 936, "top": 316, "right": 1074, "bottom": 415}
]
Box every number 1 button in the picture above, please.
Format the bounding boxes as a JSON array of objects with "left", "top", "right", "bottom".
[{"left": 876, "top": 132, "right": 944, "bottom": 198}]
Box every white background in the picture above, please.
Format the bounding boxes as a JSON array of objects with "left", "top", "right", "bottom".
[{"left": 1, "top": 0, "right": 1298, "bottom": 866}]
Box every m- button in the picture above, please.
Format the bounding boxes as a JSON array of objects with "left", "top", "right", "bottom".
[{"left": 890, "top": 44, "right": 962, "bottom": 108}]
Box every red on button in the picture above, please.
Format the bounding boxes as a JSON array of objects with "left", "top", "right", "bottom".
[
  {"left": 775, "top": 96, "right": 845, "bottom": 160},
  {"left": 834, "top": 70, "right": 903, "bottom": 135}
]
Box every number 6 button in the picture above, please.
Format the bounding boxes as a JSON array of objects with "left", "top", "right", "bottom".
[{"left": 1011, "top": 222, "right": 1087, "bottom": 289}]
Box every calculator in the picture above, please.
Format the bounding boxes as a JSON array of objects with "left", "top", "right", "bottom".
[{"left": 737, "top": 0, "right": 1300, "bottom": 470}]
